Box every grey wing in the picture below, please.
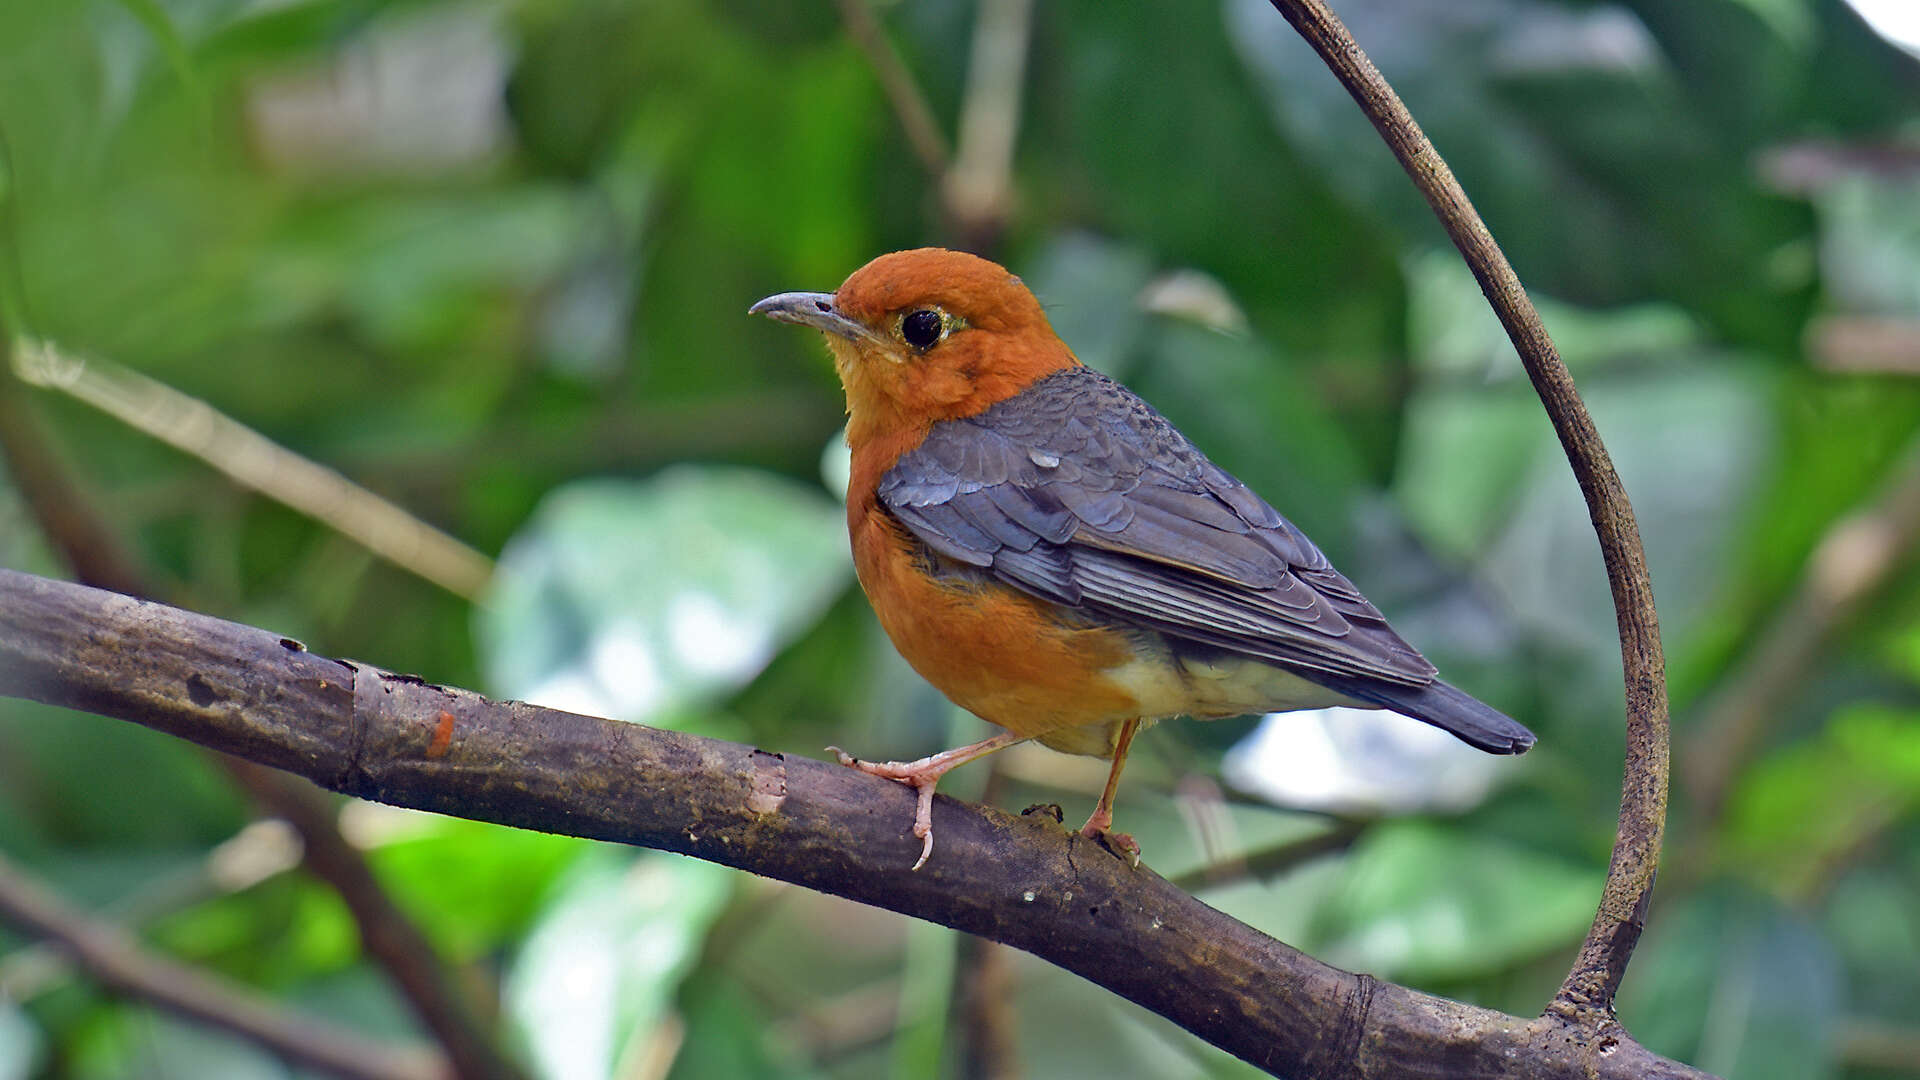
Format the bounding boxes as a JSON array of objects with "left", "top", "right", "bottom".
[{"left": 876, "top": 368, "right": 1437, "bottom": 688}]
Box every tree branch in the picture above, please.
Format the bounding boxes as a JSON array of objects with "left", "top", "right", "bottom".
[
  {"left": 1262, "top": 0, "right": 1671, "bottom": 1025},
  {"left": 0, "top": 849, "right": 442, "bottom": 1080},
  {"left": 0, "top": 570, "right": 1711, "bottom": 1079}
]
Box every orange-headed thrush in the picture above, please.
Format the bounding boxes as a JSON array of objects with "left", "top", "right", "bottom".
[{"left": 752, "top": 248, "right": 1534, "bottom": 869}]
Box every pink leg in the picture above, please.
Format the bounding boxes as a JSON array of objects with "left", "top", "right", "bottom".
[
  {"left": 1078, "top": 718, "right": 1143, "bottom": 864},
  {"left": 830, "top": 731, "right": 1029, "bottom": 870}
]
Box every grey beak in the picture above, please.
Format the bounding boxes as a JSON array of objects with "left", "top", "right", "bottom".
[{"left": 748, "top": 291, "right": 877, "bottom": 343}]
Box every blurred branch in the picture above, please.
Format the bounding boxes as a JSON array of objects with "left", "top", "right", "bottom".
[
  {"left": 1840, "top": 1018, "right": 1920, "bottom": 1073},
  {"left": 1263, "top": 0, "right": 1670, "bottom": 1032},
  {"left": 9, "top": 338, "right": 492, "bottom": 599},
  {"left": 835, "top": 0, "right": 1028, "bottom": 252},
  {"left": 0, "top": 341, "right": 526, "bottom": 1080},
  {"left": 954, "top": 759, "right": 1019, "bottom": 1080},
  {"left": 0, "top": 570, "right": 1714, "bottom": 1080},
  {"left": 0, "top": 820, "right": 301, "bottom": 999},
  {"left": 834, "top": 0, "right": 950, "bottom": 176},
  {"left": 766, "top": 978, "right": 901, "bottom": 1063},
  {"left": 1167, "top": 819, "right": 1367, "bottom": 893},
  {"left": 0, "top": 339, "right": 150, "bottom": 597},
  {"left": 344, "top": 392, "right": 843, "bottom": 486},
  {"left": 954, "top": 931, "right": 1020, "bottom": 1080},
  {"left": 1807, "top": 314, "right": 1920, "bottom": 375},
  {"left": 223, "top": 761, "right": 530, "bottom": 1080},
  {"left": 942, "top": 0, "right": 1032, "bottom": 250},
  {"left": 0, "top": 850, "right": 443, "bottom": 1080},
  {"left": 1684, "top": 437, "right": 1920, "bottom": 831},
  {"left": 1759, "top": 139, "right": 1920, "bottom": 193}
]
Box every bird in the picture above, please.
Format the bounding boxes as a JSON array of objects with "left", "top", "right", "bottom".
[{"left": 751, "top": 248, "right": 1533, "bottom": 869}]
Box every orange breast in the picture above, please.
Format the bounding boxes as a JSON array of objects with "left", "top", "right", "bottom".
[{"left": 851, "top": 504, "right": 1143, "bottom": 740}]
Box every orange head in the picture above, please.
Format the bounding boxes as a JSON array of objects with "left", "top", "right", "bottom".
[{"left": 750, "top": 249, "right": 1079, "bottom": 448}]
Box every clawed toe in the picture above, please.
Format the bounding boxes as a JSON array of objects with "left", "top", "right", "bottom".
[
  {"left": 824, "top": 734, "right": 1030, "bottom": 870},
  {"left": 1099, "top": 831, "right": 1141, "bottom": 866}
]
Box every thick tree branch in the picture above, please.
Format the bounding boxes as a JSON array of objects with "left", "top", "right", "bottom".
[
  {"left": 0, "top": 850, "right": 442, "bottom": 1080},
  {"left": 0, "top": 570, "right": 1710, "bottom": 1079},
  {"left": 1263, "top": 0, "right": 1671, "bottom": 1024}
]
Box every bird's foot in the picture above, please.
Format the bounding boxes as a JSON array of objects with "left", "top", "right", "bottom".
[
  {"left": 1081, "top": 828, "right": 1140, "bottom": 866},
  {"left": 1077, "top": 808, "right": 1141, "bottom": 866},
  {"left": 828, "top": 732, "right": 1030, "bottom": 870},
  {"left": 829, "top": 747, "right": 938, "bottom": 869}
]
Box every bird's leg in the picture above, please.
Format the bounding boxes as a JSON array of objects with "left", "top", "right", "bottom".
[
  {"left": 1078, "top": 717, "right": 1143, "bottom": 864},
  {"left": 829, "top": 731, "right": 1029, "bottom": 870}
]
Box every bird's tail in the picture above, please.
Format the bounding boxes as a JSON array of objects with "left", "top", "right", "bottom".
[{"left": 1340, "top": 678, "right": 1536, "bottom": 754}]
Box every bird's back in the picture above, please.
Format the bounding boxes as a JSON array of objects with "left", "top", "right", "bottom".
[{"left": 872, "top": 366, "right": 1535, "bottom": 754}]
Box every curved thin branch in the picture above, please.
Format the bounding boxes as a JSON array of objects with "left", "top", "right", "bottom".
[
  {"left": 1262, "top": 0, "right": 1671, "bottom": 1023},
  {"left": 0, "top": 570, "right": 1711, "bottom": 1080},
  {"left": 0, "top": 850, "right": 442, "bottom": 1080}
]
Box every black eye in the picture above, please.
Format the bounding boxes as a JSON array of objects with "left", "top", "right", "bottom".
[{"left": 901, "top": 309, "right": 944, "bottom": 349}]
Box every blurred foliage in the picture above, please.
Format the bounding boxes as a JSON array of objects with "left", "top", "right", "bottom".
[{"left": 0, "top": 0, "right": 1918, "bottom": 1078}]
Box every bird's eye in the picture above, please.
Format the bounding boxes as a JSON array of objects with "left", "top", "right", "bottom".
[{"left": 900, "top": 309, "right": 944, "bottom": 349}]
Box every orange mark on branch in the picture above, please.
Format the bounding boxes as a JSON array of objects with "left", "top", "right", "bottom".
[{"left": 427, "top": 711, "right": 456, "bottom": 759}]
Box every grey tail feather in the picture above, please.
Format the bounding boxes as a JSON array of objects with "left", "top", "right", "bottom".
[{"left": 1332, "top": 678, "right": 1536, "bottom": 755}]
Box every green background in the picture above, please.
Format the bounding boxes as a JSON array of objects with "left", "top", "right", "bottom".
[{"left": 1, "top": 0, "right": 1918, "bottom": 1077}]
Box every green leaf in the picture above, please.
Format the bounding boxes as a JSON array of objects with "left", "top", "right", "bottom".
[
  {"left": 505, "top": 850, "right": 733, "bottom": 1080},
  {"left": 671, "top": 971, "right": 822, "bottom": 1080},
  {"left": 110, "top": 0, "right": 203, "bottom": 103},
  {"left": 479, "top": 466, "right": 851, "bottom": 726},
  {"left": 1622, "top": 889, "right": 1840, "bottom": 1080},
  {"left": 73, "top": 1007, "right": 285, "bottom": 1080},
  {"left": 1306, "top": 820, "right": 1600, "bottom": 981},
  {"left": 1722, "top": 0, "right": 1815, "bottom": 47},
  {"left": 1398, "top": 357, "right": 1772, "bottom": 661},
  {"left": 150, "top": 875, "right": 360, "bottom": 985},
  {"left": 364, "top": 816, "right": 588, "bottom": 959},
  {"left": 0, "top": 702, "right": 246, "bottom": 849},
  {"left": 1231, "top": 0, "right": 1815, "bottom": 348},
  {"left": 1722, "top": 704, "right": 1920, "bottom": 894},
  {"left": 1022, "top": 232, "right": 1159, "bottom": 380},
  {"left": 1821, "top": 870, "right": 1920, "bottom": 1026}
]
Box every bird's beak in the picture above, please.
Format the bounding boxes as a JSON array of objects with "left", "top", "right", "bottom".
[{"left": 748, "top": 291, "right": 880, "bottom": 344}]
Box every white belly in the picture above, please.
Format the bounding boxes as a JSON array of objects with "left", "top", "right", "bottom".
[
  {"left": 1103, "top": 638, "right": 1368, "bottom": 722},
  {"left": 1030, "top": 634, "right": 1374, "bottom": 759}
]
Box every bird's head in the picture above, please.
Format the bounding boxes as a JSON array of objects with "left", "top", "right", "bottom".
[{"left": 751, "top": 248, "right": 1078, "bottom": 445}]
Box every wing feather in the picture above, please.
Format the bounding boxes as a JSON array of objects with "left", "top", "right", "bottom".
[{"left": 876, "top": 367, "right": 1438, "bottom": 688}]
